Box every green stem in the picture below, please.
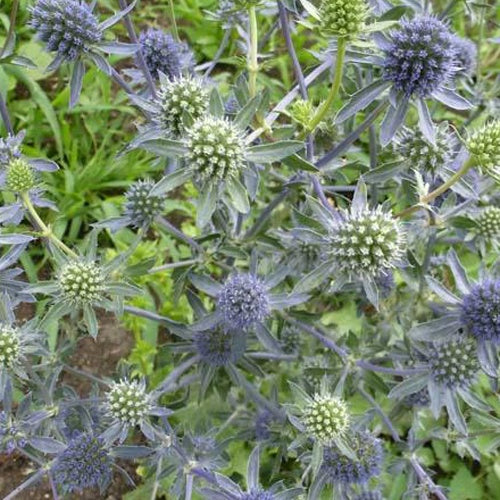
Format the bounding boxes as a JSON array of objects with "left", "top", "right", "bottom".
[
  {"left": 301, "top": 38, "right": 346, "bottom": 138},
  {"left": 167, "top": 0, "right": 180, "bottom": 42},
  {"left": 21, "top": 193, "right": 78, "bottom": 258},
  {"left": 248, "top": 5, "right": 259, "bottom": 98},
  {"left": 396, "top": 158, "right": 474, "bottom": 218}
]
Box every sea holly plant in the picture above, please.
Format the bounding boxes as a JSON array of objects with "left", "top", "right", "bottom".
[{"left": 0, "top": 0, "right": 499, "bottom": 499}]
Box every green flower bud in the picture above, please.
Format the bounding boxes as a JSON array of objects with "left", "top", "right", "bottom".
[
  {"left": 289, "top": 99, "right": 315, "bottom": 130},
  {"left": 319, "top": 0, "right": 368, "bottom": 39},
  {"left": 106, "top": 379, "right": 152, "bottom": 426},
  {"left": 0, "top": 326, "right": 21, "bottom": 369},
  {"left": 302, "top": 394, "right": 349, "bottom": 443},
  {"left": 6, "top": 159, "right": 35, "bottom": 193},
  {"left": 475, "top": 206, "right": 500, "bottom": 241},
  {"left": 466, "top": 120, "right": 500, "bottom": 182},
  {"left": 58, "top": 261, "right": 105, "bottom": 305}
]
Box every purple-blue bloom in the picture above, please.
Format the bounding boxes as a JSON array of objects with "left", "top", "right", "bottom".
[{"left": 383, "top": 15, "right": 457, "bottom": 97}]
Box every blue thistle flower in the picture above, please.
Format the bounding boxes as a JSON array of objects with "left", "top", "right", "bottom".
[
  {"left": 451, "top": 35, "right": 477, "bottom": 76},
  {"left": 194, "top": 328, "right": 246, "bottom": 366},
  {"left": 0, "top": 411, "right": 28, "bottom": 454},
  {"left": 383, "top": 16, "right": 457, "bottom": 98},
  {"left": 461, "top": 280, "right": 500, "bottom": 343},
  {"left": 0, "top": 131, "right": 24, "bottom": 167},
  {"left": 30, "top": 0, "right": 102, "bottom": 62},
  {"left": 52, "top": 432, "right": 113, "bottom": 493},
  {"left": 321, "top": 431, "right": 383, "bottom": 485},
  {"left": 255, "top": 410, "right": 273, "bottom": 441},
  {"left": 139, "top": 29, "right": 194, "bottom": 79},
  {"left": 217, "top": 274, "right": 270, "bottom": 329}
]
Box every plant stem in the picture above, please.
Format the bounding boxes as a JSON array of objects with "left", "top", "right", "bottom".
[
  {"left": 301, "top": 38, "right": 346, "bottom": 137},
  {"left": 0, "top": 92, "right": 13, "bottom": 135},
  {"left": 396, "top": 158, "right": 474, "bottom": 218},
  {"left": 168, "top": 0, "right": 180, "bottom": 42},
  {"left": 21, "top": 193, "right": 78, "bottom": 259},
  {"left": 248, "top": 5, "right": 259, "bottom": 99}
]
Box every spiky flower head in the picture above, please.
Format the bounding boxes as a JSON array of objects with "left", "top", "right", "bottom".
[
  {"left": 138, "top": 29, "right": 194, "bottom": 79},
  {"left": 194, "top": 328, "right": 246, "bottom": 366},
  {"left": 290, "top": 240, "right": 322, "bottom": 274},
  {"left": 156, "top": 76, "right": 209, "bottom": 136},
  {"left": 394, "top": 126, "right": 456, "bottom": 174},
  {"left": 466, "top": 120, "right": 500, "bottom": 181},
  {"left": 52, "top": 433, "right": 112, "bottom": 493},
  {"left": 124, "top": 180, "right": 164, "bottom": 227},
  {"left": 5, "top": 159, "right": 35, "bottom": 193},
  {"left": 319, "top": 0, "right": 368, "bottom": 39},
  {"left": 0, "top": 325, "right": 21, "bottom": 370},
  {"left": 186, "top": 117, "right": 246, "bottom": 184},
  {"left": 30, "top": 0, "right": 102, "bottom": 61},
  {"left": 280, "top": 326, "right": 302, "bottom": 354},
  {"left": 329, "top": 207, "right": 406, "bottom": 278},
  {"left": 301, "top": 393, "right": 349, "bottom": 444},
  {"left": 429, "top": 336, "right": 479, "bottom": 388},
  {"left": 58, "top": 261, "right": 105, "bottom": 305},
  {"left": 383, "top": 16, "right": 457, "bottom": 97},
  {"left": 241, "top": 490, "right": 275, "bottom": 500},
  {"left": 255, "top": 410, "right": 273, "bottom": 441},
  {"left": 451, "top": 36, "right": 477, "bottom": 76},
  {"left": 106, "top": 379, "right": 152, "bottom": 427},
  {"left": 461, "top": 279, "right": 500, "bottom": 343},
  {"left": 0, "top": 412, "right": 27, "bottom": 453},
  {"left": 217, "top": 274, "right": 270, "bottom": 329},
  {"left": 0, "top": 132, "right": 24, "bottom": 166},
  {"left": 475, "top": 206, "right": 500, "bottom": 241},
  {"left": 289, "top": 99, "right": 315, "bottom": 131},
  {"left": 322, "top": 431, "right": 383, "bottom": 484}
]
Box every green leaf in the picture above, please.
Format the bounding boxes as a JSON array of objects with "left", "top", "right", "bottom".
[
  {"left": 449, "top": 465, "right": 484, "bottom": 500},
  {"left": 137, "top": 138, "right": 187, "bottom": 157},
  {"left": 196, "top": 184, "right": 218, "bottom": 228},
  {"left": 151, "top": 169, "right": 192, "bottom": 195},
  {"left": 282, "top": 153, "right": 320, "bottom": 172},
  {"left": 246, "top": 141, "right": 304, "bottom": 163},
  {"left": 226, "top": 176, "right": 250, "bottom": 213}
]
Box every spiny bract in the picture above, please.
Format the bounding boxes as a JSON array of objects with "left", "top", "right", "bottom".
[
  {"left": 156, "top": 76, "right": 209, "bottom": 136},
  {"left": 429, "top": 336, "right": 479, "bottom": 388},
  {"left": 58, "top": 261, "right": 105, "bottom": 305},
  {"left": 106, "top": 379, "right": 152, "bottom": 427},
  {"left": 217, "top": 274, "right": 270, "bottom": 329},
  {"left": 301, "top": 394, "right": 349, "bottom": 443},
  {"left": 321, "top": 431, "right": 383, "bottom": 484},
  {"left": 319, "top": 0, "right": 368, "bottom": 39},
  {"left": 0, "top": 325, "right": 21, "bottom": 369},
  {"left": 383, "top": 15, "right": 457, "bottom": 97},
  {"left": 30, "top": 0, "right": 102, "bottom": 61},
  {"left": 194, "top": 328, "right": 246, "bottom": 366},
  {"left": 186, "top": 117, "right": 246, "bottom": 184},
  {"left": 51, "top": 433, "right": 112, "bottom": 493},
  {"left": 329, "top": 207, "right": 406, "bottom": 278},
  {"left": 5, "top": 159, "right": 35, "bottom": 193},
  {"left": 461, "top": 279, "right": 500, "bottom": 342},
  {"left": 124, "top": 179, "right": 164, "bottom": 227}
]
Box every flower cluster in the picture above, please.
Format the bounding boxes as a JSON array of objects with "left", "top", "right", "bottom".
[
  {"left": 0, "top": 325, "right": 21, "bottom": 369},
  {"left": 186, "top": 117, "right": 246, "bottom": 184},
  {"left": 319, "top": 0, "right": 368, "bottom": 39},
  {"left": 58, "top": 260, "right": 105, "bottom": 305},
  {"left": 106, "top": 379, "right": 152, "bottom": 427},
  {"left": 466, "top": 120, "right": 500, "bottom": 181},
  {"left": 124, "top": 179, "right": 165, "bottom": 227},
  {"left": 475, "top": 206, "right": 500, "bottom": 241}
]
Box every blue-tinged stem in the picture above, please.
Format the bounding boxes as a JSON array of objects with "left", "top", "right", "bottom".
[
  {"left": 0, "top": 91, "right": 13, "bottom": 135},
  {"left": 410, "top": 457, "right": 447, "bottom": 500},
  {"left": 4, "top": 469, "right": 47, "bottom": 500}
]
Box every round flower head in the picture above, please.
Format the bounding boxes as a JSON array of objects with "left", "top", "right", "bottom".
[
  {"left": 186, "top": 116, "right": 246, "bottom": 184},
  {"left": 52, "top": 433, "right": 112, "bottom": 493},
  {"left": 156, "top": 76, "right": 209, "bottom": 136},
  {"left": 217, "top": 274, "right": 270, "bottom": 329},
  {"left": 321, "top": 431, "right": 383, "bottom": 485},
  {"left": 394, "top": 126, "right": 456, "bottom": 174},
  {"left": 138, "top": 29, "right": 194, "bottom": 79},
  {"left": 194, "top": 328, "right": 246, "bottom": 366},
  {"left": 5, "top": 159, "right": 35, "bottom": 193},
  {"left": 475, "top": 206, "right": 500, "bottom": 241},
  {"left": 301, "top": 393, "right": 349, "bottom": 444},
  {"left": 0, "top": 325, "right": 21, "bottom": 370},
  {"left": 241, "top": 490, "right": 275, "bottom": 500},
  {"left": 58, "top": 260, "right": 105, "bottom": 305},
  {"left": 383, "top": 15, "right": 457, "bottom": 97},
  {"left": 0, "top": 412, "right": 27, "bottom": 453},
  {"left": 429, "top": 335, "right": 479, "bottom": 388},
  {"left": 124, "top": 179, "right": 164, "bottom": 227},
  {"left": 280, "top": 326, "right": 302, "bottom": 354},
  {"left": 30, "top": 0, "right": 102, "bottom": 61},
  {"left": 466, "top": 120, "right": 500, "bottom": 181},
  {"left": 329, "top": 206, "right": 406, "bottom": 278},
  {"left": 106, "top": 379, "right": 152, "bottom": 427},
  {"left": 451, "top": 35, "right": 477, "bottom": 76},
  {"left": 0, "top": 132, "right": 24, "bottom": 166},
  {"left": 461, "top": 279, "right": 500, "bottom": 342},
  {"left": 319, "top": 0, "right": 368, "bottom": 39}
]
